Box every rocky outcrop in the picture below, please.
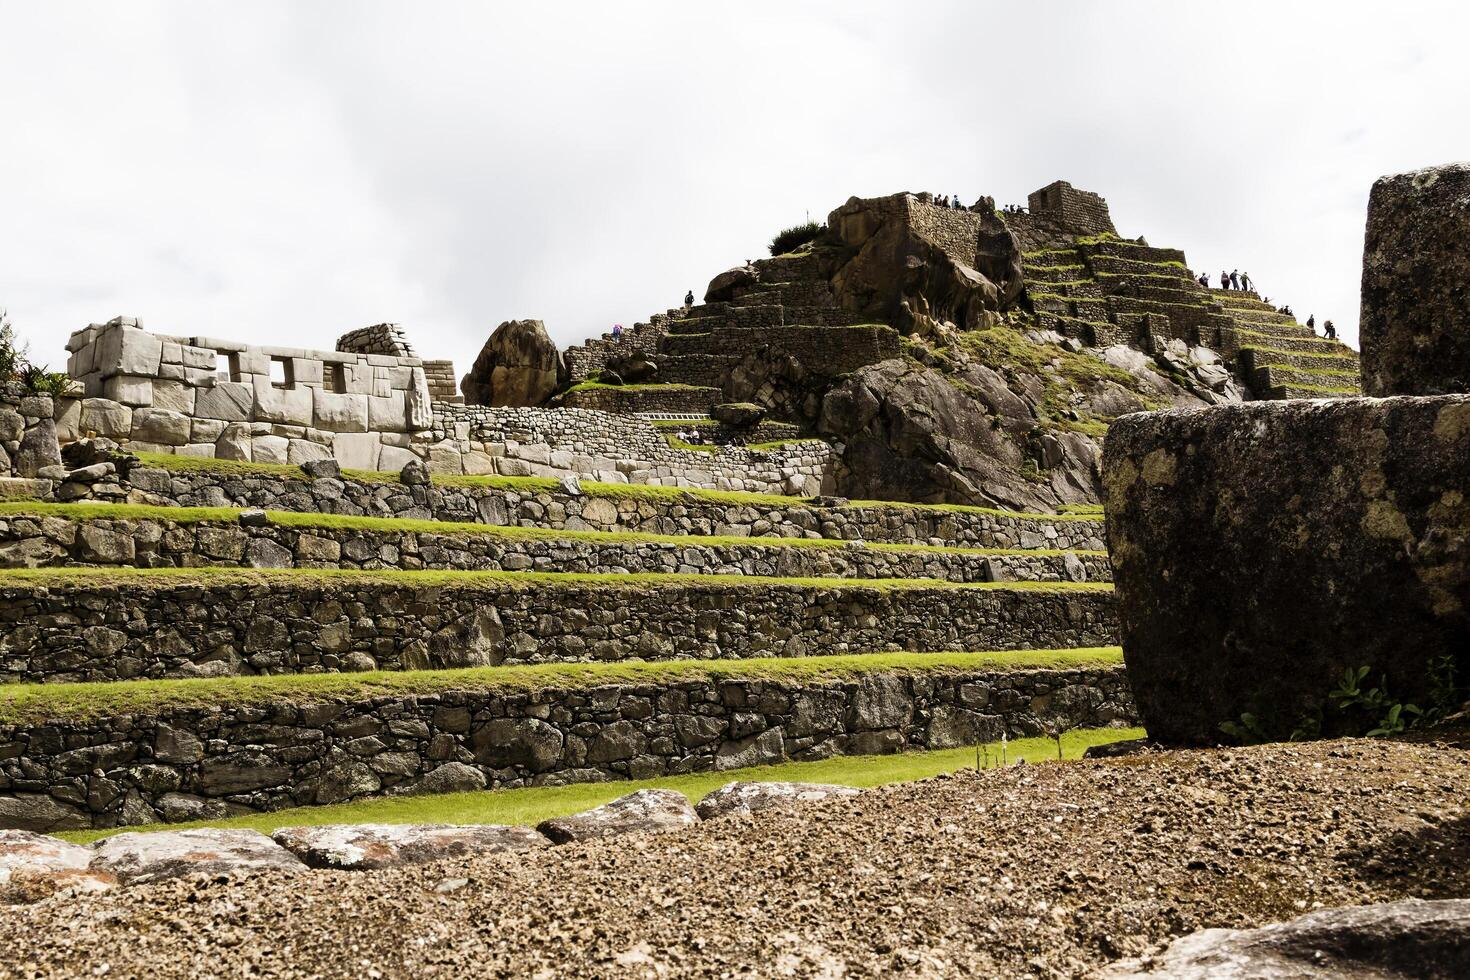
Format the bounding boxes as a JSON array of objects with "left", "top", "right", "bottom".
[
  {"left": 1360, "top": 162, "right": 1470, "bottom": 397},
  {"left": 704, "top": 263, "right": 758, "bottom": 303},
  {"left": 536, "top": 789, "right": 698, "bottom": 844},
  {"left": 0, "top": 831, "right": 116, "bottom": 904},
  {"left": 1105, "top": 899, "right": 1470, "bottom": 979},
  {"left": 1104, "top": 396, "right": 1470, "bottom": 745},
  {"left": 461, "top": 319, "right": 566, "bottom": 407},
  {"left": 272, "top": 823, "right": 545, "bottom": 870},
  {"left": 89, "top": 828, "right": 306, "bottom": 885},
  {"left": 694, "top": 780, "right": 861, "bottom": 819}
]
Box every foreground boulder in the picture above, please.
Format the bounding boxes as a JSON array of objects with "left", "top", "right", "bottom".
[
  {"left": 460, "top": 319, "right": 566, "bottom": 407},
  {"left": 272, "top": 823, "right": 545, "bottom": 870},
  {"left": 695, "top": 781, "right": 861, "bottom": 819},
  {"left": 536, "top": 789, "right": 698, "bottom": 844},
  {"left": 1104, "top": 397, "right": 1470, "bottom": 744},
  {"left": 0, "top": 830, "right": 116, "bottom": 904},
  {"left": 1105, "top": 898, "right": 1470, "bottom": 979},
  {"left": 1360, "top": 162, "right": 1470, "bottom": 396},
  {"left": 89, "top": 828, "right": 305, "bottom": 885}
]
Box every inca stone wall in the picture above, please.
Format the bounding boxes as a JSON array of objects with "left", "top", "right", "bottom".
[
  {"left": 333, "top": 323, "right": 416, "bottom": 358},
  {"left": 1026, "top": 181, "right": 1117, "bottom": 238},
  {"left": 63, "top": 318, "right": 433, "bottom": 470},
  {"left": 107, "top": 466, "right": 1108, "bottom": 549},
  {"left": 0, "top": 512, "right": 1111, "bottom": 583},
  {"left": 1359, "top": 162, "right": 1470, "bottom": 396},
  {"left": 0, "top": 574, "right": 1117, "bottom": 682},
  {"left": 0, "top": 665, "right": 1136, "bottom": 830},
  {"left": 0, "top": 384, "right": 65, "bottom": 480}
]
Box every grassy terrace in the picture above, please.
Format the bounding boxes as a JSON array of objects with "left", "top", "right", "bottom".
[
  {"left": 563, "top": 381, "right": 718, "bottom": 394},
  {"left": 0, "top": 648, "right": 1126, "bottom": 725},
  {"left": 128, "top": 452, "right": 1107, "bottom": 523},
  {"left": 0, "top": 566, "right": 1113, "bottom": 594},
  {"left": 1240, "top": 344, "right": 1357, "bottom": 360},
  {"left": 55, "top": 725, "right": 1145, "bottom": 844},
  {"left": 0, "top": 502, "right": 1107, "bottom": 557},
  {"left": 1236, "top": 329, "right": 1341, "bottom": 346}
]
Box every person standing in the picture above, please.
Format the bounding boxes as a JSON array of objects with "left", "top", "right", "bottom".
[
  {"left": 1229, "top": 269, "right": 1240, "bottom": 290},
  {"left": 1307, "top": 314, "right": 1316, "bottom": 333},
  {"left": 684, "top": 290, "right": 694, "bottom": 308},
  {"left": 612, "top": 323, "right": 623, "bottom": 340},
  {"left": 1241, "top": 272, "right": 1252, "bottom": 292},
  {"left": 1221, "top": 269, "right": 1231, "bottom": 290},
  {"left": 1324, "top": 320, "right": 1336, "bottom": 340}
]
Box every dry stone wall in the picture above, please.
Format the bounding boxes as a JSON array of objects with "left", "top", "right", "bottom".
[
  {"left": 0, "top": 575, "right": 1117, "bottom": 682},
  {"left": 0, "top": 665, "right": 1136, "bottom": 830},
  {"left": 0, "top": 385, "right": 65, "bottom": 480},
  {"left": 113, "top": 467, "right": 1108, "bottom": 549},
  {"left": 0, "top": 514, "right": 1112, "bottom": 583}
]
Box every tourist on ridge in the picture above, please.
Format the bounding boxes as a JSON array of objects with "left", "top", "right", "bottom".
[
  {"left": 684, "top": 290, "right": 694, "bottom": 308},
  {"left": 952, "top": 193, "right": 962, "bottom": 209},
  {"left": 1324, "top": 320, "right": 1336, "bottom": 340},
  {"left": 1307, "top": 314, "right": 1316, "bottom": 332},
  {"left": 1198, "top": 272, "right": 1210, "bottom": 288},
  {"left": 1221, "top": 270, "right": 1231, "bottom": 290},
  {"left": 612, "top": 323, "right": 623, "bottom": 340},
  {"left": 1241, "top": 272, "right": 1252, "bottom": 292},
  {"left": 1230, "top": 270, "right": 1240, "bottom": 290}
]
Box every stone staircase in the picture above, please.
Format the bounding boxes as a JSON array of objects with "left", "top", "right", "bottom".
[
  {"left": 0, "top": 458, "right": 1133, "bottom": 831},
  {"left": 559, "top": 252, "right": 892, "bottom": 418},
  {"left": 1020, "top": 239, "right": 1361, "bottom": 399}
]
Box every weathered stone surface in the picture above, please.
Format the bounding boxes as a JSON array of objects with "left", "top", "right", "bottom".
[
  {"left": 704, "top": 263, "right": 758, "bottom": 303},
  {"left": 89, "top": 828, "right": 305, "bottom": 884},
  {"left": 130, "top": 408, "right": 191, "bottom": 446},
  {"left": 14, "top": 419, "right": 62, "bottom": 476},
  {"left": 1105, "top": 899, "right": 1470, "bottom": 979},
  {"left": 711, "top": 402, "right": 765, "bottom": 427},
  {"left": 1104, "top": 396, "right": 1470, "bottom": 745},
  {"left": 1360, "top": 162, "right": 1470, "bottom": 396},
  {"left": 272, "top": 823, "right": 545, "bottom": 870},
  {"left": 0, "top": 830, "right": 116, "bottom": 904},
  {"left": 694, "top": 780, "right": 861, "bottom": 819},
  {"left": 537, "top": 789, "right": 698, "bottom": 844},
  {"left": 461, "top": 320, "right": 566, "bottom": 407},
  {"left": 0, "top": 794, "right": 90, "bottom": 833}
]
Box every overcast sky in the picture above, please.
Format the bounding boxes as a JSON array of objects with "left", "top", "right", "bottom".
[{"left": 3, "top": 1, "right": 1467, "bottom": 375}]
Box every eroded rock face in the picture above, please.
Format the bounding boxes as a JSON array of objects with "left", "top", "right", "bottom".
[
  {"left": 694, "top": 781, "right": 861, "bottom": 819},
  {"left": 461, "top": 320, "right": 566, "bottom": 407},
  {"left": 90, "top": 828, "right": 306, "bottom": 885},
  {"left": 1104, "top": 396, "right": 1470, "bottom": 745},
  {"left": 1360, "top": 162, "right": 1470, "bottom": 397},
  {"left": 704, "top": 263, "right": 758, "bottom": 303},
  {"left": 536, "top": 789, "right": 698, "bottom": 844},
  {"left": 1105, "top": 899, "right": 1470, "bottom": 979},
  {"left": 272, "top": 823, "right": 545, "bottom": 870},
  {"left": 0, "top": 830, "right": 116, "bottom": 904}
]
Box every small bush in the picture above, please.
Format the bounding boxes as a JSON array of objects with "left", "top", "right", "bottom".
[
  {"left": 1, "top": 310, "right": 72, "bottom": 395},
  {"left": 768, "top": 221, "right": 824, "bottom": 256}
]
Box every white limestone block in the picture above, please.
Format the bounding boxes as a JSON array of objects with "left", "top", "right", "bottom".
[
  {"left": 293, "top": 358, "right": 324, "bottom": 385},
  {"left": 80, "top": 398, "right": 132, "bottom": 438},
  {"left": 131, "top": 408, "right": 192, "bottom": 446},
  {"left": 65, "top": 326, "right": 98, "bottom": 353},
  {"left": 191, "top": 418, "right": 227, "bottom": 443},
  {"left": 287, "top": 438, "right": 332, "bottom": 464},
  {"left": 251, "top": 378, "right": 313, "bottom": 426},
  {"left": 235, "top": 350, "right": 270, "bottom": 376},
  {"left": 312, "top": 390, "right": 368, "bottom": 433},
  {"left": 367, "top": 391, "right": 407, "bottom": 430},
  {"left": 195, "top": 381, "right": 254, "bottom": 421},
  {"left": 160, "top": 342, "right": 183, "bottom": 366},
  {"left": 376, "top": 445, "right": 418, "bottom": 472},
  {"left": 215, "top": 423, "right": 252, "bottom": 461},
  {"left": 151, "top": 380, "right": 196, "bottom": 415},
  {"left": 251, "top": 435, "right": 290, "bottom": 465},
  {"left": 330, "top": 432, "right": 382, "bottom": 471},
  {"left": 177, "top": 443, "right": 216, "bottom": 459},
  {"left": 461, "top": 451, "right": 497, "bottom": 475},
  {"left": 157, "top": 363, "right": 186, "bottom": 381},
  {"left": 181, "top": 345, "right": 217, "bottom": 370},
  {"left": 103, "top": 375, "right": 154, "bottom": 407},
  {"left": 53, "top": 397, "right": 82, "bottom": 444},
  {"left": 407, "top": 367, "right": 433, "bottom": 429}
]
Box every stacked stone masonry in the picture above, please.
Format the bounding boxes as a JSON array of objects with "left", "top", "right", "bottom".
[
  {"left": 110, "top": 467, "right": 1108, "bottom": 550},
  {"left": 0, "top": 513, "right": 1112, "bottom": 583},
  {"left": 0, "top": 665, "right": 1136, "bottom": 830},
  {"left": 0, "top": 575, "right": 1117, "bottom": 682}
]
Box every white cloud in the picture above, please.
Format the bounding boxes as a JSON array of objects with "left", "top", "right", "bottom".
[{"left": 2, "top": 0, "right": 1466, "bottom": 373}]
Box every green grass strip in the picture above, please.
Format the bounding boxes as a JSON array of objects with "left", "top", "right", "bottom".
[
  {"left": 0, "top": 502, "right": 1107, "bottom": 558},
  {"left": 56, "top": 725, "right": 1145, "bottom": 844},
  {"left": 0, "top": 565, "right": 1113, "bottom": 594},
  {"left": 1241, "top": 344, "right": 1358, "bottom": 361},
  {"left": 132, "top": 451, "right": 1105, "bottom": 523},
  {"left": 1279, "top": 384, "right": 1361, "bottom": 395},
  {"left": 1236, "top": 329, "right": 1342, "bottom": 346},
  {"left": 0, "top": 648, "right": 1125, "bottom": 726}
]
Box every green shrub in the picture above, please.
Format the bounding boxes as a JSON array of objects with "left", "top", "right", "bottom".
[
  {"left": 1, "top": 310, "right": 73, "bottom": 395},
  {"left": 768, "top": 221, "right": 824, "bottom": 256}
]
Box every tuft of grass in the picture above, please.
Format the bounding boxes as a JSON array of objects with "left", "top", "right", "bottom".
[
  {"left": 769, "top": 221, "right": 824, "bottom": 257},
  {"left": 132, "top": 451, "right": 394, "bottom": 485},
  {"left": 57, "top": 725, "right": 1145, "bottom": 844},
  {"left": 0, "top": 647, "right": 1126, "bottom": 726}
]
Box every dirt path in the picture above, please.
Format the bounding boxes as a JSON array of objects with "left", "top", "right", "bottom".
[{"left": 4, "top": 737, "right": 1467, "bottom": 978}]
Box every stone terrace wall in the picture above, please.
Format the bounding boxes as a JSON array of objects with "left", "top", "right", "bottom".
[
  {"left": 564, "top": 315, "right": 675, "bottom": 385},
  {"left": 1027, "top": 181, "right": 1117, "bottom": 238},
  {"left": 0, "top": 514, "right": 1112, "bottom": 583},
  {"left": 0, "top": 576, "right": 1117, "bottom": 682},
  {"left": 425, "top": 404, "right": 834, "bottom": 494},
  {"left": 114, "top": 468, "right": 1109, "bottom": 549},
  {"left": 0, "top": 385, "right": 65, "bottom": 479},
  {"left": 0, "top": 665, "right": 1136, "bottom": 829},
  {"left": 63, "top": 318, "right": 433, "bottom": 471}
]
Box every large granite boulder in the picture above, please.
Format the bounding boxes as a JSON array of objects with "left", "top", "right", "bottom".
[
  {"left": 536, "top": 789, "right": 698, "bottom": 844},
  {"left": 272, "top": 823, "right": 545, "bottom": 870},
  {"left": 0, "top": 830, "right": 116, "bottom": 904},
  {"left": 1104, "top": 396, "right": 1470, "bottom": 745},
  {"left": 89, "top": 828, "right": 306, "bottom": 885},
  {"left": 1360, "top": 162, "right": 1470, "bottom": 396},
  {"left": 704, "top": 263, "right": 758, "bottom": 303},
  {"left": 1105, "top": 898, "right": 1470, "bottom": 979},
  {"left": 461, "top": 319, "right": 566, "bottom": 407},
  {"left": 695, "top": 781, "right": 861, "bottom": 819}
]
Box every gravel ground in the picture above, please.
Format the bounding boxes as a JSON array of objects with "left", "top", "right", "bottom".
[{"left": 3, "top": 736, "right": 1467, "bottom": 979}]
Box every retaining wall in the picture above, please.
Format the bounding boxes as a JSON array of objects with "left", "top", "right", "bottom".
[
  {"left": 113, "top": 468, "right": 1107, "bottom": 549},
  {"left": 0, "top": 664, "right": 1136, "bottom": 830},
  {"left": 0, "top": 513, "right": 1111, "bottom": 583},
  {"left": 0, "top": 575, "right": 1117, "bottom": 682}
]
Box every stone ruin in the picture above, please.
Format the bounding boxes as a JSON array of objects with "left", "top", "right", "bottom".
[{"left": 1106, "top": 161, "right": 1470, "bottom": 744}]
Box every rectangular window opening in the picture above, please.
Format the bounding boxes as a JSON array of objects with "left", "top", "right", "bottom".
[
  {"left": 216, "top": 352, "right": 240, "bottom": 383},
  {"left": 328, "top": 362, "right": 348, "bottom": 393},
  {"left": 269, "top": 357, "right": 293, "bottom": 388}
]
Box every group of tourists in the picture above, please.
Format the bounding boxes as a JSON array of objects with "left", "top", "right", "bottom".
[
  {"left": 1200, "top": 269, "right": 1254, "bottom": 292},
  {"left": 1305, "top": 314, "right": 1338, "bottom": 339},
  {"left": 931, "top": 193, "right": 969, "bottom": 209},
  {"left": 674, "top": 427, "right": 707, "bottom": 446}
]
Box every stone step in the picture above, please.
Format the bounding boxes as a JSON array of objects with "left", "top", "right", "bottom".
[
  {"left": 1075, "top": 240, "right": 1188, "bottom": 265},
  {"left": 1085, "top": 255, "right": 1191, "bottom": 277},
  {"left": 1241, "top": 346, "right": 1360, "bottom": 374},
  {"left": 118, "top": 456, "right": 1108, "bottom": 549},
  {"left": 0, "top": 648, "right": 1134, "bottom": 830},
  {"left": 1230, "top": 330, "right": 1351, "bottom": 354},
  {"left": 1021, "top": 264, "right": 1088, "bottom": 284},
  {"left": 0, "top": 568, "right": 1118, "bottom": 682},
  {"left": 1251, "top": 364, "right": 1363, "bottom": 393},
  {"left": 0, "top": 505, "right": 1112, "bottom": 584}
]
